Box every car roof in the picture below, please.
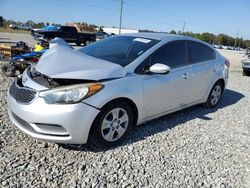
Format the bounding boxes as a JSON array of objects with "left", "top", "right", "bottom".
[
  {"left": 121, "top": 32, "right": 194, "bottom": 41},
  {"left": 121, "top": 32, "right": 214, "bottom": 49}
]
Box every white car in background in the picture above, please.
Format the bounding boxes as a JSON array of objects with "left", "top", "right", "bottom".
[{"left": 9, "top": 24, "right": 32, "bottom": 31}]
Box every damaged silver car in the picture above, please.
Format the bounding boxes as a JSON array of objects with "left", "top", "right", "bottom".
[{"left": 7, "top": 33, "right": 229, "bottom": 148}]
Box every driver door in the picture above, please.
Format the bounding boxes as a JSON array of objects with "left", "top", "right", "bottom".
[{"left": 140, "top": 40, "right": 192, "bottom": 118}]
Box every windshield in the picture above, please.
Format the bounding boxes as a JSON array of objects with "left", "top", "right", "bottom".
[{"left": 79, "top": 36, "right": 159, "bottom": 66}]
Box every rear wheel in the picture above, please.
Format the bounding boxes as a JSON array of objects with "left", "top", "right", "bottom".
[
  {"left": 1, "top": 63, "right": 16, "bottom": 77},
  {"left": 204, "top": 81, "right": 223, "bottom": 108},
  {"left": 89, "top": 101, "right": 133, "bottom": 148}
]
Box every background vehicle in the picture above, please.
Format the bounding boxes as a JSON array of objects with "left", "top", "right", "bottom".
[
  {"left": 7, "top": 34, "right": 229, "bottom": 148},
  {"left": 9, "top": 24, "right": 32, "bottom": 31},
  {"left": 33, "top": 26, "right": 96, "bottom": 46},
  {"left": 95, "top": 31, "right": 110, "bottom": 40},
  {"left": 242, "top": 59, "right": 250, "bottom": 76},
  {"left": 31, "top": 25, "right": 59, "bottom": 38}
]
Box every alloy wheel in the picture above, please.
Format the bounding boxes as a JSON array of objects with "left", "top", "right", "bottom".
[
  {"left": 101, "top": 108, "right": 129, "bottom": 142},
  {"left": 211, "top": 85, "right": 222, "bottom": 105}
]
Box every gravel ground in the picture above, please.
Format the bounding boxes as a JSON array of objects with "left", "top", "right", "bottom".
[{"left": 0, "top": 33, "right": 250, "bottom": 187}]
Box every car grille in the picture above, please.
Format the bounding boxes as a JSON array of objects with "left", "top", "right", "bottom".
[{"left": 9, "top": 80, "right": 37, "bottom": 104}]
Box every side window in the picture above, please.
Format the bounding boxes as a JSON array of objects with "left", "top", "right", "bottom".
[
  {"left": 69, "top": 27, "right": 77, "bottom": 33},
  {"left": 60, "top": 27, "right": 72, "bottom": 33},
  {"left": 60, "top": 27, "right": 66, "bottom": 33},
  {"left": 151, "top": 41, "right": 187, "bottom": 68},
  {"left": 188, "top": 41, "right": 215, "bottom": 64}
]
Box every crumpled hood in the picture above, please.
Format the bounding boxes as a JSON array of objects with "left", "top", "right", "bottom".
[{"left": 35, "top": 44, "right": 127, "bottom": 80}]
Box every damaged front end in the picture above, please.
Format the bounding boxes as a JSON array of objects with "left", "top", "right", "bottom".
[
  {"left": 12, "top": 40, "right": 127, "bottom": 104},
  {"left": 7, "top": 66, "right": 101, "bottom": 144},
  {"left": 27, "top": 67, "right": 96, "bottom": 89},
  {"left": 14, "top": 67, "right": 104, "bottom": 105}
]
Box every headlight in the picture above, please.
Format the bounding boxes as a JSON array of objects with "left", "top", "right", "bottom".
[{"left": 38, "top": 83, "right": 104, "bottom": 104}]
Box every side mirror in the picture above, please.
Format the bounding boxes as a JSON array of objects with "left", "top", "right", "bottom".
[{"left": 149, "top": 63, "right": 171, "bottom": 74}]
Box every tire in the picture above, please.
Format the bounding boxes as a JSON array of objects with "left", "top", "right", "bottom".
[
  {"left": 1, "top": 63, "right": 16, "bottom": 77},
  {"left": 204, "top": 81, "right": 223, "bottom": 108},
  {"left": 76, "top": 42, "right": 81, "bottom": 46},
  {"left": 84, "top": 39, "right": 92, "bottom": 46},
  {"left": 243, "top": 70, "right": 250, "bottom": 76},
  {"left": 89, "top": 101, "right": 133, "bottom": 148}
]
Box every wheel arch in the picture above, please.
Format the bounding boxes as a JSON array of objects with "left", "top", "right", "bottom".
[
  {"left": 203, "top": 77, "right": 226, "bottom": 104},
  {"left": 203, "top": 78, "right": 225, "bottom": 108},
  {"left": 215, "top": 78, "right": 225, "bottom": 92},
  {"left": 88, "top": 97, "right": 139, "bottom": 147},
  {"left": 99, "top": 97, "right": 139, "bottom": 127}
]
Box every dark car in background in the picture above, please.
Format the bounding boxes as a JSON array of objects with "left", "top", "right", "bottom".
[
  {"left": 95, "top": 31, "right": 110, "bottom": 40},
  {"left": 33, "top": 26, "right": 96, "bottom": 46}
]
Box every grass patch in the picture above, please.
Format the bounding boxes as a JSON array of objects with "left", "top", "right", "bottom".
[{"left": 0, "top": 27, "right": 30, "bottom": 34}]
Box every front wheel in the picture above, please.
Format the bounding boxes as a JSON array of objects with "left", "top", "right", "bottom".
[
  {"left": 89, "top": 101, "right": 133, "bottom": 148},
  {"left": 204, "top": 81, "right": 223, "bottom": 108},
  {"left": 1, "top": 63, "right": 16, "bottom": 77}
]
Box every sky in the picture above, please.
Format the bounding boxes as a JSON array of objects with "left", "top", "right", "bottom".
[{"left": 0, "top": 0, "right": 250, "bottom": 39}]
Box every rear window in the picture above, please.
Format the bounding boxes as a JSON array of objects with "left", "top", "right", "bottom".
[
  {"left": 60, "top": 27, "right": 76, "bottom": 33},
  {"left": 188, "top": 41, "right": 215, "bottom": 64}
]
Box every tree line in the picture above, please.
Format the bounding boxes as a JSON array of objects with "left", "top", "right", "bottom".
[{"left": 170, "top": 30, "right": 250, "bottom": 48}]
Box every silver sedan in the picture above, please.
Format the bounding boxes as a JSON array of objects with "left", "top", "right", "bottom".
[{"left": 7, "top": 33, "right": 230, "bottom": 148}]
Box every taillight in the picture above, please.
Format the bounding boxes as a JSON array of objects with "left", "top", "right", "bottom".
[{"left": 225, "top": 59, "right": 230, "bottom": 68}]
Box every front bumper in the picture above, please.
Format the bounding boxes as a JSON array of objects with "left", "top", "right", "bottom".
[{"left": 7, "top": 89, "right": 100, "bottom": 144}]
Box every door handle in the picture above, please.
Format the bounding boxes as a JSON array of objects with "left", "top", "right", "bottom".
[{"left": 181, "top": 73, "right": 189, "bottom": 79}]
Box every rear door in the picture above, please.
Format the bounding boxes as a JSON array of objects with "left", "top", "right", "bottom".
[
  {"left": 187, "top": 41, "right": 217, "bottom": 102},
  {"left": 140, "top": 40, "right": 192, "bottom": 118}
]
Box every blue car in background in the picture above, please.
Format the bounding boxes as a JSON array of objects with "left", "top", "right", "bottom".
[{"left": 31, "top": 25, "right": 59, "bottom": 40}]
